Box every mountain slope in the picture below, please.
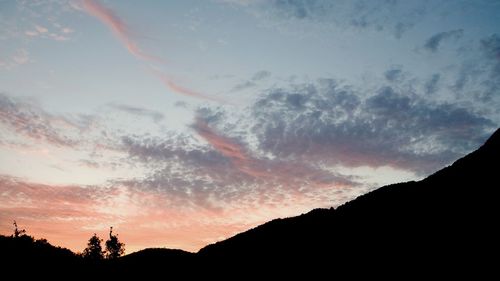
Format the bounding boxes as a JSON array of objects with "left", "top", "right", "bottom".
[
  {"left": 198, "top": 129, "right": 500, "bottom": 268},
  {"left": 0, "top": 234, "right": 81, "bottom": 272}
]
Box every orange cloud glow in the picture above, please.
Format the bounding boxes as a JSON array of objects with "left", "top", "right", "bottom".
[
  {"left": 0, "top": 175, "right": 248, "bottom": 253},
  {"left": 0, "top": 175, "right": 331, "bottom": 254}
]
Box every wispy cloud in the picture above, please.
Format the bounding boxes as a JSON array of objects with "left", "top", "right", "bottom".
[
  {"left": 82, "top": 0, "right": 161, "bottom": 62},
  {"left": 0, "top": 174, "right": 115, "bottom": 251},
  {"left": 424, "top": 29, "right": 464, "bottom": 52},
  {"left": 154, "top": 70, "right": 225, "bottom": 102},
  {"left": 120, "top": 117, "right": 358, "bottom": 212},
  {"left": 203, "top": 78, "right": 496, "bottom": 176},
  {"left": 24, "top": 27, "right": 71, "bottom": 41},
  {"left": 0, "top": 49, "right": 31, "bottom": 69},
  {"left": 0, "top": 93, "right": 92, "bottom": 147},
  {"left": 34, "top": 25, "right": 48, "bottom": 33},
  {"left": 194, "top": 118, "right": 248, "bottom": 163},
  {"left": 82, "top": 0, "right": 221, "bottom": 102},
  {"left": 11, "top": 49, "right": 30, "bottom": 65},
  {"left": 108, "top": 103, "right": 164, "bottom": 123},
  {"left": 0, "top": 174, "right": 309, "bottom": 253},
  {"left": 218, "top": 0, "right": 426, "bottom": 38}
]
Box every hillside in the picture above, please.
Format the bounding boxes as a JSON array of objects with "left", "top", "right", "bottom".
[
  {"left": 198, "top": 128, "right": 499, "bottom": 270},
  {"left": 0, "top": 234, "right": 81, "bottom": 272}
]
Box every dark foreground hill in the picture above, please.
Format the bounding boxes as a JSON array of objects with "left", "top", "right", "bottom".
[
  {"left": 198, "top": 128, "right": 499, "bottom": 270},
  {"left": 1, "top": 129, "right": 498, "bottom": 276}
]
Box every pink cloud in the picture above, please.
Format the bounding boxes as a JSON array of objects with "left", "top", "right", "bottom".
[
  {"left": 155, "top": 70, "right": 225, "bottom": 102},
  {"left": 82, "top": 0, "right": 162, "bottom": 62},
  {"left": 49, "top": 33, "right": 69, "bottom": 41},
  {"left": 25, "top": 31, "right": 38, "bottom": 37},
  {"left": 35, "top": 25, "right": 48, "bottom": 33},
  {"left": 62, "top": 27, "right": 74, "bottom": 34},
  {"left": 195, "top": 118, "right": 248, "bottom": 163},
  {"left": 0, "top": 175, "right": 268, "bottom": 253},
  {"left": 12, "top": 49, "right": 30, "bottom": 65},
  {"left": 193, "top": 117, "right": 355, "bottom": 190},
  {"left": 82, "top": 0, "right": 221, "bottom": 102},
  {"left": 0, "top": 93, "right": 87, "bottom": 147}
]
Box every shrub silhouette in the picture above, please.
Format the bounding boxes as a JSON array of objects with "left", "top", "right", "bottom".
[
  {"left": 82, "top": 233, "right": 104, "bottom": 260},
  {"left": 105, "top": 227, "right": 125, "bottom": 259},
  {"left": 12, "top": 221, "right": 26, "bottom": 238}
]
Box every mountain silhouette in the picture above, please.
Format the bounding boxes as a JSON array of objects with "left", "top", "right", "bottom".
[
  {"left": 0, "top": 234, "right": 81, "bottom": 274},
  {"left": 1, "top": 128, "right": 498, "bottom": 276},
  {"left": 197, "top": 128, "right": 499, "bottom": 273}
]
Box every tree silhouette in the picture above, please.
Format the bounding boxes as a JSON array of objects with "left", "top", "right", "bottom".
[
  {"left": 83, "top": 233, "right": 104, "bottom": 260},
  {"left": 105, "top": 227, "right": 125, "bottom": 259},
  {"left": 12, "top": 221, "right": 26, "bottom": 238}
]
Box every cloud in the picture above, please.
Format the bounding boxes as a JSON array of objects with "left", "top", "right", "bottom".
[
  {"left": 11, "top": 49, "right": 30, "bottom": 65},
  {"left": 0, "top": 175, "right": 211, "bottom": 253},
  {"left": 445, "top": 33, "right": 500, "bottom": 104},
  {"left": 0, "top": 174, "right": 295, "bottom": 253},
  {"left": 109, "top": 104, "right": 164, "bottom": 122},
  {"left": 25, "top": 30, "right": 38, "bottom": 37},
  {"left": 0, "top": 174, "right": 116, "bottom": 249},
  {"left": 211, "top": 79, "right": 496, "bottom": 176},
  {"left": 193, "top": 113, "right": 357, "bottom": 188},
  {"left": 231, "top": 70, "right": 271, "bottom": 91},
  {"left": 481, "top": 33, "right": 500, "bottom": 76},
  {"left": 83, "top": 0, "right": 220, "bottom": 102},
  {"left": 62, "top": 27, "right": 74, "bottom": 34},
  {"left": 231, "top": 80, "right": 257, "bottom": 92},
  {"left": 118, "top": 116, "right": 358, "bottom": 212},
  {"left": 0, "top": 49, "right": 31, "bottom": 69},
  {"left": 34, "top": 25, "right": 48, "bottom": 33},
  {"left": 475, "top": 34, "right": 500, "bottom": 103},
  {"left": 194, "top": 118, "right": 248, "bottom": 164},
  {"left": 24, "top": 25, "right": 72, "bottom": 41},
  {"left": 394, "top": 22, "right": 413, "bottom": 39},
  {"left": 224, "top": 0, "right": 425, "bottom": 38},
  {"left": 251, "top": 70, "right": 271, "bottom": 81},
  {"left": 481, "top": 34, "right": 500, "bottom": 59},
  {"left": 424, "top": 29, "right": 464, "bottom": 52},
  {"left": 384, "top": 67, "right": 403, "bottom": 82},
  {"left": 82, "top": 0, "right": 161, "bottom": 62},
  {"left": 0, "top": 93, "right": 92, "bottom": 147},
  {"left": 155, "top": 71, "right": 224, "bottom": 102},
  {"left": 424, "top": 73, "right": 440, "bottom": 95}
]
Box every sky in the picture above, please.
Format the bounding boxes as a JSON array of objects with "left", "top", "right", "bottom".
[{"left": 0, "top": 0, "right": 499, "bottom": 253}]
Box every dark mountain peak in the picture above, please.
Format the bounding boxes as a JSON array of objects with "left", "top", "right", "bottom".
[
  {"left": 424, "top": 128, "right": 500, "bottom": 184},
  {"left": 481, "top": 128, "right": 500, "bottom": 151},
  {"left": 198, "top": 128, "right": 499, "bottom": 269}
]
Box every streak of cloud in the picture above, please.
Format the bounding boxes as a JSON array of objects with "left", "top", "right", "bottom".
[
  {"left": 82, "top": 0, "right": 162, "bottom": 62},
  {"left": 82, "top": 0, "right": 221, "bottom": 102},
  {"left": 0, "top": 93, "right": 92, "bottom": 147},
  {"left": 154, "top": 70, "right": 225, "bottom": 102}
]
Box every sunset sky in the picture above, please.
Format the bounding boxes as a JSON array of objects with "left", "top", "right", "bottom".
[{"left": 1, "top": 0, "right": 499, "bottom": 253}]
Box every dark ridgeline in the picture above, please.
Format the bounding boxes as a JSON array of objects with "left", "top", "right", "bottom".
[
  {"left": 1, "top": 128, "right": 498, "bottom": 277},
  {"left": 198, "top": 128, "right": 499, "bottom": 273}
]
